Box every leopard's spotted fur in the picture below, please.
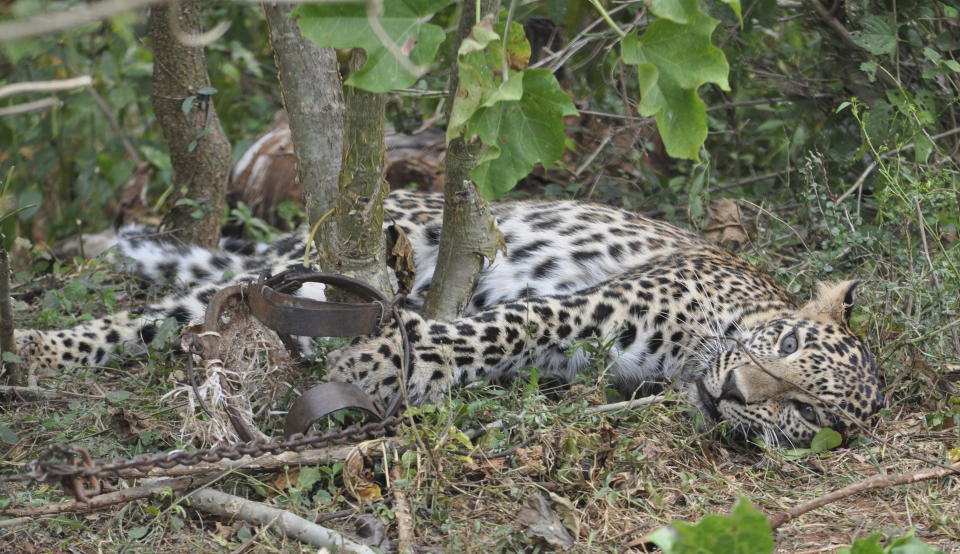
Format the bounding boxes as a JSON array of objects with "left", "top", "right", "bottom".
[{"left": 12, "top": 190, "right": 884, "bottom": 447}]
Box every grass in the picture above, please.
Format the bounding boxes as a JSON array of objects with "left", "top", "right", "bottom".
[{"left": 1, "top": 161, "right": 959, "bottom": 551}]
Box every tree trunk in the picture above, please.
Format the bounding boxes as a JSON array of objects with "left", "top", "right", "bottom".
[
  {"left": 421, "top": 0, "right": 504, "bottom": 320},
  {"left": 149, "top": 1, "right": 231, "bottom": 248},
  {"left": 316, "top": 50, "right": 392, "bottom": 298},
  {"left": 0, "top": 248, "right": 20, "bottom": 385},
  {"left": 263, "top": 4, "right": 344, "bottom": 232}
]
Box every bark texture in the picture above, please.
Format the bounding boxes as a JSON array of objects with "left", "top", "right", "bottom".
[
  {"left": 421, "top": 0, "right": 504, "bottom": 320},
  {"left": 263, "top": 3, "right": 345, "bottom": 229},
  {"left": 315, "top": 50, "right": 392, "bottom": 297},
  {"left": 0, "top": 248, "right": 19, "bottom": 385},
  {"left": 149, "top": 1, "right": 231, "bottom": 248}
]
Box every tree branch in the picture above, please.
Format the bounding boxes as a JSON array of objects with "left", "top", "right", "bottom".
[
  {"left": 768, "top": 462, "right": 960, "bottom": 530},
  {"left": 190, "top": 488, "right": 375, "bottom": 553},
  {"left": 0, "top": 76, "right": 92, "bottom": 100}
]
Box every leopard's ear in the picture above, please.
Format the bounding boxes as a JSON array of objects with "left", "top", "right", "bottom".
[{"left": 799, "top": 280, "right": 861, "bottom": 326}]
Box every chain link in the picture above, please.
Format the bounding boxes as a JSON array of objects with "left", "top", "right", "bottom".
[{"left": 3, "top": 416, "right": 401, "bottom": 490}]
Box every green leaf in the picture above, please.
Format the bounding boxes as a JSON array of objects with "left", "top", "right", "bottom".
[
  {"left": 127, "top": 526, "right": 149, "bottom": 540},
  {"left": 851, "top": 15, "right": 896, "bottom": 56},
  {"left": 2, "top": 351, "right": 21, "bottom": 363},
  {"left": 106, "top": 390, "right": 133, "bottom": 405},
  {"left": 181, "top": 95, "right": 196, "bottom": 115},
  {"left": 297, "top": 466, "right": 323, "bottom": 490},
  {"left": 720, "top": 0, "right": 742, "bottom": 23},
  {"left": 647, "top": 0, "right": 699, "bottom": 24},
  {"left": 809, "top": 427, "right": 843, "bottom": 453},
  {"left": 448, "top": 17, "right": 503, "bottom": 140},
  {"left": 295, "top": 0, "right": 451, "bottom": 93},
  {"left": 196, "top": 86, "right": 218, "bottom": 95},
  {"left": 914, "top": 134, "right": 933, "bottom": 164},
  {"left": 621, "top": 9, "right": 730, "bottom": 161},
  {"left": 649, "top": 497, "right": 774, "bottom": 554},
  {"left": 0, "top": 425, "right": 18, "bottom": 445},
  {"left": 545, "top": 0, "right": 571, "bottom": 24},
  {"left": 887, "top": 531, "right": 944, "bottom": 554},
  {"left": 467, "top": 69, "right": 577, "bottom": 198}
]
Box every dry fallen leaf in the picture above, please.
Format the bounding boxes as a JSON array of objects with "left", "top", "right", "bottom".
[
  {"left": 344, "top": 439, "right": 386, "bottom": 502},
  {"left": 702, "top": 198, "right": 749, "bottom": 248},
  {"left": 517, "top": 494, "right": 575, "bottom": 550}
]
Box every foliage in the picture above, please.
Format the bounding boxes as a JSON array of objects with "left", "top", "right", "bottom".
[
  {"left": 838, "top": 531, "right": 945, "bottom": 554},
  {"left": 621, "top": 2, "right": 732, "bottom": 161},
  {"left": 293, "top": 0, "right": 736, "bottom": 197},
  {"left": 647, "top": 498, "right": 775, "bottom": 554},
  {"left": 295, "top": 0, "right": 451, "bottom": 93},
  {"left": 0, "top": 1, "right": 279, "bottom": 246}
]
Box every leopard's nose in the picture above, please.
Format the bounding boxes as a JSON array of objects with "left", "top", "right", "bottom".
[{"left": 720, "top": 371, "right": 746, "bottom": 404}]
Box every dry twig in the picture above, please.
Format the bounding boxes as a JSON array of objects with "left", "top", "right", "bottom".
[{"left": 768, "top": 462, "right": 960, "bottom": 530}]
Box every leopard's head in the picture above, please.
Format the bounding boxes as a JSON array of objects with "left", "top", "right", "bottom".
[{"left": 693, "top": 281, "right": 884, "bottom": 447}]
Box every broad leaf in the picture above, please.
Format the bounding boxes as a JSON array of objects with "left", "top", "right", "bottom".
[
  {"left": 295, "top": 0, "right": 451, "bottom": 92},
  {"left": 622, "top": 9, "right": 730, "bottom": 161},
  {"left": 468, "top": 69, "right": 577, "bottom": 198},
  {"left": 648, "top": 497, "right": 775, "bottom": 554},
  {"left": 851, "top": 15, "right": 896, "bottom": 57},
  {"left": 809, "top": 427, "right": 843, "bottom": 453},
  {"left": 647, "top": 0, "right": 699, "bottom": 24}
]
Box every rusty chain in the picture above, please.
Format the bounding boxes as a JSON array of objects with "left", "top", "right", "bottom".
[{"left": 2, "top": 416, "right": 401, "bottom": 496}]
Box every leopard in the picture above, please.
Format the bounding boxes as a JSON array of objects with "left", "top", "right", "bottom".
[{"left": 11, "top": 189, "right": 884, "bottom": 447}]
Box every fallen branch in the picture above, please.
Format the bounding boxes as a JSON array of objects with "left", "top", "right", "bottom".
[
  {"left": 1, "top": 439, "right": 403, "bottom": 518},
  {"left": 0, "top": 475, "right": 206, "bottom": 517},
  {"left": 768, "top": 461, "right": 960, "bottom": 530},
  {"left": 0, "top": 517, "right": 31, "bottom": 530},
  {"left": 390, "top": 460, "right": 414, "bottom": 552},
  {"left": 583, "top": 395, "right": 665, "bottom": 416},
  {"left": 189, "top": 488, "right": 375, "bottom": 553},
  {"left": 107, "top": 438, "right": 402, "bottom": 480}
]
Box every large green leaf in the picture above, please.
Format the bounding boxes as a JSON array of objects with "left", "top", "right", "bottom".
[
  {"left": 467, "top": 69, "right": 577, "bottom": 198},
  {"left": 851, "top": 15, "right": 896, "bottom": 57},
  {"left": 621, "top": 9, "right": 730, "bottom": 161},
  {"left": 295, "top": 0, "right": 451, "bottom": 92},
  {"left": 648, "top": 497, "right": 775, "bottom": 554}
]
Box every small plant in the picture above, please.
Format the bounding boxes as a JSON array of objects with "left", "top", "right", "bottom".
[{"left": 228, "top": 201, "right": 276, "bottom": 242}]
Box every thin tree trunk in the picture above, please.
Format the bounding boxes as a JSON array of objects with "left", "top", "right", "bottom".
[
  {"left": 0, "top": 248, "right": 20, "bottom": 385},
  {"left": 149, "top": 1, "right": 231, "bottom": 248},
  {"left": 316, "top": 50, "right": 392, "bottom": 297},
  {"left": 421, "top": 0, "right": 504, "bottom": 320},
  {"left": 263, "top": 4, "right": 344, "bottom": 231}
]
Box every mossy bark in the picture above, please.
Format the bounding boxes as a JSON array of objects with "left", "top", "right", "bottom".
[
  {"left": 318, "top": 50, "right": 392, "bottom": 298},
  {"left": 149, "top": 1, "right": 231, "bottom": 248},
  {"left": 263, "top": 3, "right": 344, "bottom": 230},
  {"left": 421, "top": 0, "right": 504, "bottom": 320}
]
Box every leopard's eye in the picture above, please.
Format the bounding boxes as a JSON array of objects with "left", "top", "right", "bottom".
[
  {"left": 796, "top": 402, "right": 818, "bottom": 424},
  {"left": 779, "top": 329, "right": 798, "bottom": 356}
]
